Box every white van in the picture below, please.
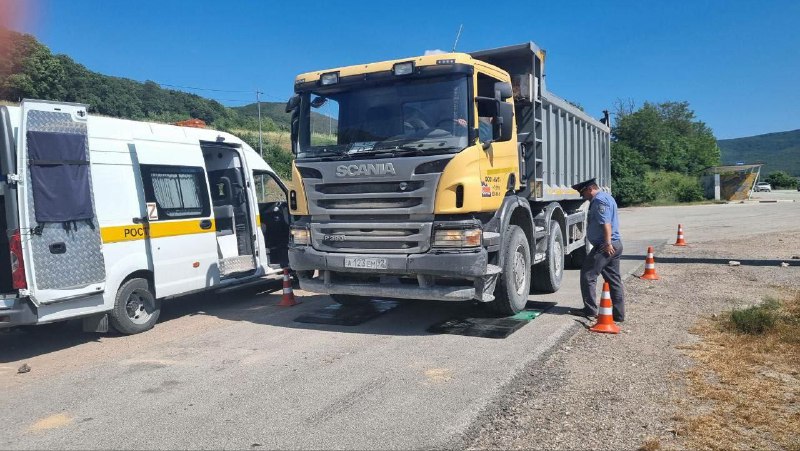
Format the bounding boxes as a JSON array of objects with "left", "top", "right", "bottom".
[{"left": 0, "top": 100, "right": 291, "bottom": 334}]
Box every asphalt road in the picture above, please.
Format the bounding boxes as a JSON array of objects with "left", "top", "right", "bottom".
[{"left": 1, "top": 200, "right": 798, "bottom": 449}]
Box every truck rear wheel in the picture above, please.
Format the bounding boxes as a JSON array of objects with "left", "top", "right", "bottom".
[
  {"left": 489, "top": 225, "right": 531, "bottom": 315},
  {"left": 330, "top": 294, "right": 371, "bottom": 306},
  {"left": 110, "top": 278, "right": 160, "bottom": 335},
  {"left": 532, "top": 221, "right": 564, "bottom": 293}
]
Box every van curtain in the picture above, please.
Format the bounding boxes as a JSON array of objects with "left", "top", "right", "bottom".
[{"left": 27, "top": 131, "right": 94, "bottom": 223}]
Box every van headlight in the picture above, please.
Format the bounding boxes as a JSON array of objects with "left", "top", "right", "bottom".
[
  {"left": 291, "top": 227, "right": 311, "bottom": 246},
  {"left": 433, "top": 228, "right": 482, "bottom": 248}
]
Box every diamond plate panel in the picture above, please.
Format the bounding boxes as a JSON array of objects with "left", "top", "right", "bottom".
[{"left": 25, "top": 110, "right": 106, "bottom": 290}]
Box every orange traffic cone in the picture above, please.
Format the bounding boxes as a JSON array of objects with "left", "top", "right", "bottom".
[
  {"left": 589, "top": 282, "right": 620, "bottom": 334},
  {"left": 278, "top": 268, "right": 298, "bottom": 307},
  {"left": 674, "top": 224, "right": 687, "bottom": 246},
  {"left": 639, "top": 246, "right": 660, "bottom": 280}
]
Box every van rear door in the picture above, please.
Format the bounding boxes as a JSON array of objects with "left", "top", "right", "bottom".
[{"left": 17, "top": 100, "right": 106, "bottom": 304}]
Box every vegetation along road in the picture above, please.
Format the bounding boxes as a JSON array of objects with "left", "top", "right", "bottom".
[{"left": 1, "top": 200, "right": 797, "bottom": 449}]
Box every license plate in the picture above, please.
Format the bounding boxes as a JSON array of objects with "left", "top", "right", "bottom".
[{"left": 344, "top": 257, "right": 388, "bottom": 270}]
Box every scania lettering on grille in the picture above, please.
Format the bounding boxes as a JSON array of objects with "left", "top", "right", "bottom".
[{"left": 335, "top": 163, "right": 396, "bottom": 177}]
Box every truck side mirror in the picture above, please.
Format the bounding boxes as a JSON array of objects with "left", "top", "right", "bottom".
[
  {"left": 495, "top": 102, "right": 514, "bottom": 142},
  {"left": 290, "top": 108, "right": 299, "bottom": 154},
  {"left": 285, "top": 95, "right": 300, "bottom": 113},
  {"left": 494, "top": 82, "right": 513, "bottom": 101}
]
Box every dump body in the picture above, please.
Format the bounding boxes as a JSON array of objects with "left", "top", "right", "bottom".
[{"left": 470, "top": 43, "right": 611, "bottom": 200}]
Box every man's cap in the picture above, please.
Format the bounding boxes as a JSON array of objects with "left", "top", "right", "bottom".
[{"left": 571, "top": 178, "right": 597, "bottom": 193}]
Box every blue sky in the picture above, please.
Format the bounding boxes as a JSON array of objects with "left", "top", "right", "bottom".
[{"left": 10, "top": 0, "right": 800, "bottom": 139}]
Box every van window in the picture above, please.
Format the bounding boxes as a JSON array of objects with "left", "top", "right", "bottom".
[
  {"left": 254, "top": 172, "right": 286, "bottom": 204},
  {"left": 141, "top": 165, "right": 210, "bottom": 219}
]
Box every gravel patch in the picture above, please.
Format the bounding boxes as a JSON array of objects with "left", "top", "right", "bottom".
[{"left": 465, "top": 231, "right": 800, "bottom": 450}]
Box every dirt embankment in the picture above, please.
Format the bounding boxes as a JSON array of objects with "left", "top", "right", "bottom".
[{"left": 468, "top": 231, "right": 800, "bottom": 450}]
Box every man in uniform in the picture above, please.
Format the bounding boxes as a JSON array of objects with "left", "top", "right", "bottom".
[{"left": 569, "top": 178, "right": 625, "bottom": 322}]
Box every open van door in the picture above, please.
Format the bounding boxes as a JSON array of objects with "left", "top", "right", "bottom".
[{"left": 17, "top": 100, "right": 106, "bottom": 304}]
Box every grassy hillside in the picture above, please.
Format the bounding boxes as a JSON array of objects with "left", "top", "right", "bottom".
[
  {"left": 718, "top": 129, "right": 800, "bottom": 176},
  {"left": 233, "top": 101, "right": 337, "bottom": 134}
]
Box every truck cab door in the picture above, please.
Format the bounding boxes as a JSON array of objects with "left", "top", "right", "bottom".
[
  {"left": 133, "top": 142, "right": 219, "bottom": 298},
  {"left": 253, "top": 170, "right": 289, "bottom": 268},
  {"left": 16, "top": 100, "right": 107, "bottom": 304}
]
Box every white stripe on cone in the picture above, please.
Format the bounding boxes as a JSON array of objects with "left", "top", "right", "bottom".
[
  {"left": 645, "top": 263, "right": 655, "bottom": 269},
  {"left": 283, "top": 288, "right": 292, "bottom": 294},
  {"left": 599, "top": 307, "right": 613, "bottom": 316}
]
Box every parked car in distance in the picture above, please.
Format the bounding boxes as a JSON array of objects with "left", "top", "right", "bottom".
[{"left": 754, "top": 182, "right": 772, "bottom": 192}]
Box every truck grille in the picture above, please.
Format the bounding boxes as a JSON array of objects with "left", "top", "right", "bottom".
[
  {"left": 297, "top": 156, "right": 448, "bottom": 254},
  {"left": 310, "top": 222, "right": 432, "bottom": 254}
]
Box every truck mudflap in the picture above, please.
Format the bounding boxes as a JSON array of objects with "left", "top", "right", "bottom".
[
  {"left": 0, "top": 296, "right": 37, "bottom": 328},
  {"left": 289, "top": 247, "right": 494, "bottom": 302}
]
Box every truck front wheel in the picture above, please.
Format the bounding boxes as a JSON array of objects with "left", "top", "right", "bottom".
[
  {"left": 532, "top": 220, "right": 564, "bottom": 293},
  {"left": 489, "top": 225, "right": 531, "bottom": 315}
]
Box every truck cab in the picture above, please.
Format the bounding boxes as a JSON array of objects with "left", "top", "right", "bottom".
[{"left": 286, "top": 43, "right": 610, "bottom": 314}]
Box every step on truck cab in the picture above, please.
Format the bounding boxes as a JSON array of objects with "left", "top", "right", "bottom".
[
  {"left": 286, "top": 42, "right": 611, "bottom": 313},
  {"left": 0, "top": 100, "right": 290, "bottom": 334}
]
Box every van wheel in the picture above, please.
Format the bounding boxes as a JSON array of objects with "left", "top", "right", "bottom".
[
  {"left": 330, "top": 294, "right": 371, "bottom": 306},
  {"left": 489, "top": 225, "right": 530, "bottom": 315},
  {"left": 532, "top": 220, "right": 564, "bottom": 293},
  {"left": 110, "top": 278, "right": 161, "bottom": 335}
]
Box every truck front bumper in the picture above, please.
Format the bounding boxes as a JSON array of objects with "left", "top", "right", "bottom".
[{"left": 288, "top": 246, "right": 489, "bottom": 302}]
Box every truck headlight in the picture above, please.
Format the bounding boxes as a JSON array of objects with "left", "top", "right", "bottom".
[
  {"left": 433, "top": 228, "right": 482, "bottom": 248},
  {"left": 291, "top": 227, "right": 311, "bottom": 246}
]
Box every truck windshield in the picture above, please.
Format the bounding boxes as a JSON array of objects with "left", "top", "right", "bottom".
[{"left": 297, "top": 75, "right": 469, "bottom": 160}]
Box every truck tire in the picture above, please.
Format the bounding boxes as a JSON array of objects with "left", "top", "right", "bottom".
[
  {"left": 532, "top": 220, "right": 564, "bottom": 293},
  {"left": 330, "top": 294, "right": 371, "bottom": 306},
  {"left": 109, "top": 278, "right": 161, "bottom": 335},
  {"left": 489, "top": 225, "right": 531, "bottom": 315}
]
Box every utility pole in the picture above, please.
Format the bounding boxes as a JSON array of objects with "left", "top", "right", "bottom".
[{"left": 256, "top": 90, "right": 263, "bottom": 156}]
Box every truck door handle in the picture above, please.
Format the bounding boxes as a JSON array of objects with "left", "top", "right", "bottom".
[{"left": 199, "top": 219, "right": 213, "bottom": 230}]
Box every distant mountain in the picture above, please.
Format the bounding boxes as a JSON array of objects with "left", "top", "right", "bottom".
[
  {"left": 718, "top": 129, "right": 800, "bottom": 176},
  {"left": 233, "top": 102, "right": 337, "bottom": 133}
]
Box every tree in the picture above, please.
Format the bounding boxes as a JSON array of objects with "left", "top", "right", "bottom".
[{"left": 764, "top": 171, "right": 798, "bottom": 189}]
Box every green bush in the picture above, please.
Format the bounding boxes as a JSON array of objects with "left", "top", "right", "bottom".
[
  {"left": 611, "top": 176, "right": 655, "bottom": 206},
  {"left": 764, "top": 171, "right": 798, "bottom": 189},
  {"left": 728, "top": 298, "right": 781, "bottom": 335},
  {"left": 676, "top": 179, "right": 704, "bottom": 202},
  {"left": 646, "top": 171, "right": 705, "bottom": 203}
]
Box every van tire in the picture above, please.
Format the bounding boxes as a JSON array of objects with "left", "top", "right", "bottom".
[
  {"left": 330, "top": 294, "right": 371, "bottom": 306},
  {"left": 532, "top": 221, "right": 564, "bottom": 293},
  {"left": 489, "top": 225, "right": 531, "bottom": 315},
  {"left": 110, "top": 278, "right": 161, "bottom": 335}
]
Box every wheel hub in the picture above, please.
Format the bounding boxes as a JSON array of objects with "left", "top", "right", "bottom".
[{"left": 513, "top": 245, "right": 527, "bottom": 295}]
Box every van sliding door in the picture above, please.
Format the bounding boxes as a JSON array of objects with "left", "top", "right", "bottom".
[{"left": 134, "top": 141, "right": 218, "bottom": 297}]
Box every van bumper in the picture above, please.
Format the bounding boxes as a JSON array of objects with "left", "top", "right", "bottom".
[
  {"left": 288, "top": 246, "right": 489, "bottom": 302},
  {"left": 0, "top": 296, "right": 38, "bottom": 329}
]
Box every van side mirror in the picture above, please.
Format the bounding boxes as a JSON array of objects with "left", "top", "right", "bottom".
[{"left": 285, "top": 95, "right": 300, "bottom": 113}]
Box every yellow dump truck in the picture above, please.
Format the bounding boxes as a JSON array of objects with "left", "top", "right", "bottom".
[{"left": 285, "top": 42, "right": 611, "bottom": 314}]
